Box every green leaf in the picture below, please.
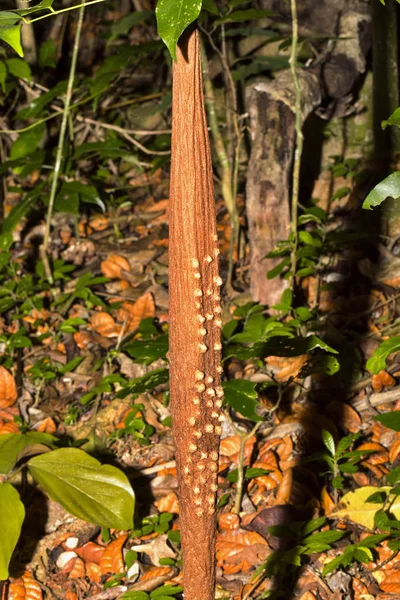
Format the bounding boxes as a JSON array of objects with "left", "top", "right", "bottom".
[
  {"left": 54, "top": 181, "right": 105, "bottom": 214},
  {"left": 0, "top": 432, "right": 56, "bottom": 474},
  {"left": 0, "top": 483, "right": 25, "bottom": 580},
  {"left": 39, "top": 38, "right": 57, "bottom": 68},
  {"left": 303, "top": 529, "right": 345, "bottom": 547},
  {"left": 298, "top": 355, "right": 340, "bottom": 378},
  {"left": 322, "top": 554, "right": 343, "bottom": 576},
  {"left": 0, "top": 13, "right": 23, "bottom": 57},
  {"left": 321, "top": 430, "right": 335, "bottom": 455},
  {"left": 28, "top": 448, "right": 135, "bottom": 530},
  {"left": 6, "top": 57, "right": 31, "bottom": 80},
  {"left": 124, "top": 334, "right": 168, "bottom": 364},
  {"left": 15, "top": 0, "right": 54, "bottom": 17},
  {"left": 0, "top": 60, "right": 6, "bottom": 92},
  {"left": 121, "top": 593, "right": 149, "bottom": 600},
  {"left": 215, "top": 8, "right": 274, "bottom": 24},
  {"left": 10, "top": 122, "right": 45, "bottom": 161},
  {"left": 363, "top": 172, "right": 400, "bottom": 210},
  {"left": 117, "top": 368, "right": 169, "bottom": 398},
  {"left": 260, "top": 335, "right": 338, "bottom": 358},
  {"left": 222, "top": 379, "right": 263, "bottom": 421},
  {"left": 156, "top": 0, "right": 202, "bottom": 60},
  {"left": 151, "top": 586, "right": 183, "bottom": 598},
  {"left": 111, "top": 11, "right": 153, "bottom": 39},
  {"left": 366, "top": 336, "right": 400, "bottom": 373},
  {"left": 382, "top": 107, "right": 400, "bottom": 129},
  {"left": 374, "top": 411, "right": 400, "bottom": 432}
]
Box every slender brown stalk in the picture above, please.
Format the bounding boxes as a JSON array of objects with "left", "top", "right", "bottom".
[{"left": 168, "top": 27, "right": 223, "bottom": 600}]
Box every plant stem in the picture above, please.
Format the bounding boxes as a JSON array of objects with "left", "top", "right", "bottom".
[
  {"left": 232, "top": 421, "right": 261, "bottom": 515},
  {"left": 42, "top": 0, "right": 85, "bottom": 276},
  {"left": 288, "top": 0, "right": 303, "bottom": 288},
  {"left": 24, "top": 0, "right": 104, "bottom": 24}
]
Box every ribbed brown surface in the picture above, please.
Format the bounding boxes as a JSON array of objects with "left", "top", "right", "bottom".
[{"left": 168, "top": 27, "right": 222, "bottom": 600}]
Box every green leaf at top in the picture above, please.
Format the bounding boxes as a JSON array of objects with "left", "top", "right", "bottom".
[
  {"left": 374, "top": 411, "right": 400, "bottom": 432},
  {"left": 366, "top": 336, "right": 400, "bottom": 374},
  {"left": 363, "top": 172, "right": 400, "bottom": 210},
  {"left": 382, "top": 107, "right": 400, "bottom": 129},
  {"left": 6, "top": 57, "right": 31, "bottom": 80},
  {"left": 321, "top": 430, "right": 335, "bottom": 455},
  {"left": 0, "top": 483, "right": 25, "bottom": 580},
  {"left": 10, "top": 122, "right": 45, "bottom": 161},
  {"left": 28, "top": 448, "right": 135, "bottom": 530},
  {"left": 0, "top": 13, "right": 23, "bottom": 57},
  {"left": 260, "top": 335, "right": 338, "bottom": 358},
  {"left": 156, "top": 0, "right": 202, "bottom": 60},
  {"left": 15, "top": 0, "right": 54, "bottom": 17},
  {"left": 222, "top": 379, "right": 263, "bottom": 421}
]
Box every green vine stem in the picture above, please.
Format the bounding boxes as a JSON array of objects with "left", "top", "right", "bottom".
[
  {"left": 41, "top": 0, "right": 85, "bottom": 276},
  {"left": 21, "top": 0, "right": 104, "bottom": 24},
  {"left": 288, "top": 0, "right": 303, "bottom": 288}
]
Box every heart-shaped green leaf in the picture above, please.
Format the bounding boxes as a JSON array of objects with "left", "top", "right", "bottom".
[
  {"left": 28, "top": 448, "right": 135, "bottom": 530},
  {"left": 156, "top": 0, "right": 202, "bottom": 60},
  {"left": 0, "top": 483, "right": 25, "bottom": 580}
]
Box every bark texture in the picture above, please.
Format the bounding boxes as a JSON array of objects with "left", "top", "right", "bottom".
[
  {"left": 245, "top": 71, "right": 320, "bottom": 306},
  {"left": 168, "top": 27, "right": 222, "bottom": 600}
]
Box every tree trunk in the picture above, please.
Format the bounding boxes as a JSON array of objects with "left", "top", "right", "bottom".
[{"left": 168, "top": 27, "right": 223, "bottom": 600}]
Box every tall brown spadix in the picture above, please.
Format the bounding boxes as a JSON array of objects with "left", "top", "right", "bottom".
[{"left": 168, "top": 27, "right": 222, "bottom": 600}]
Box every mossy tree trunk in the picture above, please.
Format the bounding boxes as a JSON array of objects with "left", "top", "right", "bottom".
[{"left": 168, "top": 27, "right": 223, "bottom": 600}]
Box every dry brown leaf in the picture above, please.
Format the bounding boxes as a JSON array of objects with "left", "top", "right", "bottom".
[
  {"left": 130, "top": 534, "right": 176, "bottom": 565},
  {"left": 274, "top": 468, "right": 293, "bottom": 504},
  {"left": 265, "top": 355, "right": 308, "bottom": 381},
  {"left": 389, "top": 439, "right": 400, "bottom": 463},
  {"left": 0, "top": 366, "right": 17, "bottom": 408},
  {"left": 380, "top": 571, "right": 400, "bottom": 593},
  {"left": 218, "top": 513, "right": 240, "bottom": 531},
  {"left": 99, "top": 534, "right": 128, "bottom": 575},
  {"left": 352, "top": 577, "right": 370, "bottom": 599},
  {"left": 139, "top": 566, "right": 175, "bottom": 582},
  {"left": 154, "top": 492, "right": 180, "bottom": 514},
  {"left": 216, "top": 529, "right": 270, "bottom": 574},
  {"left": 90, "top": 215, "right": 109, "bottom": 231},
  {"left": 64, "top": 593, "right": 78, "bottom": 600},
  {"left": 37, "top": 417, "right": 57, "bottom": 434},
  {"left": 73, "top": 331, "right": 92, "bottom": 349},
  {"left": 219, "top": 435, "right": 256, "bottom": 464},
  {"left": 117, "top": 293, "right": 155, "bottom": 333},
  {"left": 86, "top": 562, "right": 102, "bottom": 583},
  {"left": 372, "top": 370, "right": 396, "bottom": 392},
  {"left": 325, "top": 401, "right": 361, "bottom": 433},
  {"left": 90, "top": 312, "right": 120, "bottom": 338},
  {"left": 253, "top": 452, "right": 279, "bottom": 471},
  {"left": 276, "top": 437, "right": 293, "bottom": 462},
  {"left": 7, "top": 572, "right": 43, "bottom": 600},
  {"left": 298, "top": 593, "right": 317, "bottom": 600},
  {"left": 101, "top": 254, "right": 131, "bottom": 279},
  {"left": 69, "top": 557, "right": 86, "bottom": 579},
  {"left": 0, "top": 421, "right": 19, "bottom": 435},
  {"left": 321, "top": 486, "right": 335, "bottom": 515},
  {"left": 76, "top": 541, "right": 105, "bottom": 565}
]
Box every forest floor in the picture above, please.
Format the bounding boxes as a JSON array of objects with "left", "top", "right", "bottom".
[{"left": 1, "top": 160, "right": 400, "bottom": 600}]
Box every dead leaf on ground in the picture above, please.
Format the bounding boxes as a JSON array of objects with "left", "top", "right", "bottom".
[
  {"left": 130, "top": 534, "right": 176, "bottom": 565},
  {"left": 117, "top": 293, "right": 155, "bottom": 332},
  {"left": 216, "top": 528, "right": 270, "bottom": 574},
  {"left": 274, "top": 468, "right": 293, "bottom": 504},
  {"left": 7, "top": 572, "right": 43, "bottom": 600},
  {"left": 101, "top": 254, "right": 131, "bottom": 279},
  {"left": 99, "top": 534, "right": 128, "bottom": 575},
  {"left": 0, "top": 366, "right": 17, "bottom": 408},
  {"left": 331, "top": 486, "right": 400, "bottom": 529},
  {"left": 154, "top": 491, "right": 179, "bottom": 514},
  {"left": 219, "top": 435, "right": 256, "bottom": 464},
  {"left": 325, "top": 401, "right": 361, "bottom": 433},
  {"left": 90, "top": 312, "right": 120, "bottom": 338}
]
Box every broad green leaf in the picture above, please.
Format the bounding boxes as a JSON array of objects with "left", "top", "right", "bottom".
[
  {"left": 366, "top": 336, "right": 400, "bottom": 373},
  {"left": 374, "top": 411, "right": 400, "bottom": 432},
  {"left": 122, "top": 593, "right": 149, "bottom": 600},
  {"left": 156, "top": 0, "right": 202, "bottom": 60},
  {"left": 298, "top": 355, "right": 340, "bottom": 378},
  {"left": 0, "top": 432, "right": 56, "bottom": 474},
  {"left": 0, "top": 60, "right": 6, "bottom": 92},
  {"left": 54, "top": 181, "right": 105, "bottom": 214},
  {"left": 28, "top": 448, "right": 135, "bottom": 530},
  {"left": 321, "top": 430, "right": 335, "bottom": 455},
  {"left": 382, "top": 107, "right": 400, "bottom": 129},
  {"left": 201, "top": 0, "right": 219, "bottom": 14},
  {"left": 260, "top": 335, "right": 338, "bottom": 358},
  {"left": 124, "top": 335, "right": 168, "bottom": 364},
  {"left": 0, "top": 483, "right": 25, "bottom": 580},
  {"left": 117, "top": 368, "right": 169, "bottom": 398},
  {"left": 151, "top": 586, "right": 183, "bottom": 598},
  {"left": 15, "top": 0, "right": 54, "bottom": 17},
  {"left": 17, "top": 80, "right": 67, "bottom": 119},
  {"left": 222, "top": 379, "right": 263, "bottom": 421},
  {"left": 0, "top": 13, "right": 23, "bottom": 57},
  {"left": 39, "top": 38, "right": 57, "bottom": 68},
  {"left": 6, "top": 57, "right": 31, "bottom": 80},
  {"left": 331, "top": 486, "right": 400, "bottom": 529},
  {"left": 215, "top": 8, "right": 274, "bottom": 24},
  {"left": 10, "top": 122, "right": 45, "bottom": 161},
  {"left": 363, "top": 171, "right": 400, "bottom": 210}
]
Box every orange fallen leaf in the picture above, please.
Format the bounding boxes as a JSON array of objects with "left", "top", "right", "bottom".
[
  {"left": 0, "top": 421, "right": 20, "bottom": 435},
  {"left": 37, "top": 417, "right": 57, "bottom": 434},
  {"left": 101, "top": 254, "right": 131, "bottom": 279},
  {"left": 100, "top": 534, "right": 128, "bottom": 575},
  {"left": 154, "top": 492, "right": 180, "bottom": 514},
  {"left": 372, "top": 370, "right": 396, "bottom": 392},
  {"left": 90, "top": 312, "right": 120, "bottom": 338},
  {"left": 117, "top": 293, "right": 155, "bottom": 333},
  {"left": 321, "top": 486, "right": 335, "bottom": 515},
  {"left": 0, "top": 366, "right": 17, "bottom": 408},
  {"left": 69, "top": 557, "right": 86, "bottom": 579},
  {"left": 298, "top": 593, "right": 317, "bottom": 600},
  {"left": 73, "top": 331, "right": 92, "bottom": 349},
  {"left": 216, "top": 529, "right": 270, "bottom": 574},
  {"left": 219, "top": 435, "right": 256, "bottom": 464},
  {"left": 218, "top": 513, "right": 240, "bottom": 531},
  {"left": 76, "top": 541, "right": 105, "bottom": 565},
  {"left": 325, "top": 401, "right": 361, "bottom": 433},
  {"left": 86, "top": 561, "right": 102, "bottom": 583},
  {"left": 139, "top": 566, "right": 175, "bottom": 582},
  {"left": 352, "top": 577, "right": 369, "bottom": 599},
  {"left": 274, "top": 468, "right": 293, "bottom": 504},
  {"left": 8, "top": 572, "right": 43, "bottom": 600}
]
